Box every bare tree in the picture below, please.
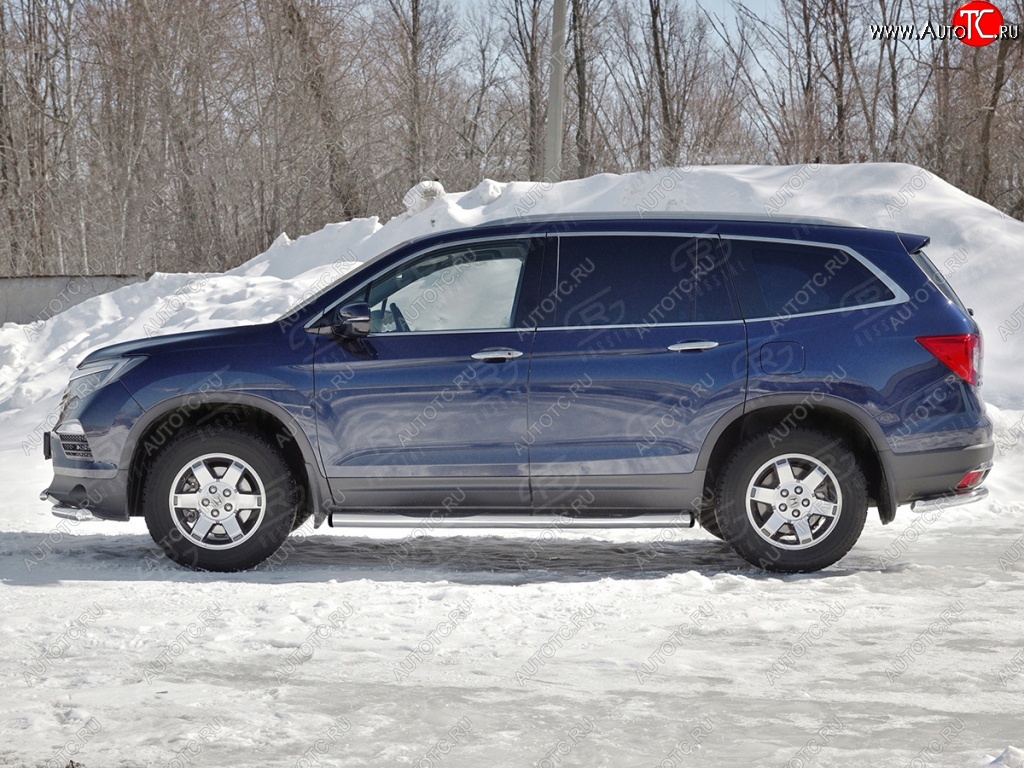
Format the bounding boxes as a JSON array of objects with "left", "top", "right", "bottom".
[
  {"left": 504, "top": 0, "right": 549, "bottom": 180},
  {"left": 1, "top": 0, "right": 1023, "bottom": 280},
  {"left": 278, "top": 0, "right": 364, "bottom": 219}
]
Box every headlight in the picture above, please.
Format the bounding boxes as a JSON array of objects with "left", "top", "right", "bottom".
[{"left": 60, "top": 357, "right": 146, "bottom": 415}]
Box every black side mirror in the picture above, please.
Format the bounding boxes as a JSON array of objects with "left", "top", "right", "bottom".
[{"left": 332, "top": 302, "right": 371, "bottom": 339}]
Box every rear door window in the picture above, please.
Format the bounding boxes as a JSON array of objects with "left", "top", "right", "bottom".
[{"left": 549, "top": 235, "right": 739, "bottom": 327}]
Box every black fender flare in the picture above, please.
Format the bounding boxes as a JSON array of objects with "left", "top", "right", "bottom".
[
  {"left": 122, "top": 391, "right": 334, "bottom": 525},
  {"left": 695, "top": 393, "right": 899, "bottom": 524}
]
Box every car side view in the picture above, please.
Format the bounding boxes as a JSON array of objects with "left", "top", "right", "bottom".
[{"left": 40, "top": 213, "right": 994, "bottom": 572}]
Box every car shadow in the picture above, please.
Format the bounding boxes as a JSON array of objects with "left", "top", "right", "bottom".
[{"left": 2, "top": 529, "right": 876, "bottom": 585}]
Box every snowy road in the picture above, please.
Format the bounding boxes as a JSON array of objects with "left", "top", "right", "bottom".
[
  {"left": 2, "top": 446, "right": 1023, "bottom": 768},
  {"left": 3, "top": 164, "right": 1024, "bottom": 766}
]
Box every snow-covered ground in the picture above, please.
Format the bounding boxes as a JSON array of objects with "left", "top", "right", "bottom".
[{"left": 1, "top": 164, "right": 1023, "bottom": 766}]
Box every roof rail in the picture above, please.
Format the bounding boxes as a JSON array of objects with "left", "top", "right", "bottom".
[{"left": 478, "top": 211, "right": 866, "bottom": 229}]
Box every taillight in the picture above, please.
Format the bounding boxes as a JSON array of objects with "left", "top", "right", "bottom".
[
  {"left": 916, "top": 334, "right": 981, "bottom": 386},
  {"left": 957, "top": 469, "right": 986, "bottom": 489}
]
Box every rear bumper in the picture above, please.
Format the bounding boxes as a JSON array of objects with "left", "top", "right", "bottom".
[{"left": 888, "top": 441, "right": 994, "bottom": 505}]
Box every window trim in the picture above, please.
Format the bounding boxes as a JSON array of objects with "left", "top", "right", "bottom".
[
  {"left": 306, "top": 230, "right": 911, "bottom": 333},
  {"left": 536, "top": 319, "right": 745, "bottom": 332}
]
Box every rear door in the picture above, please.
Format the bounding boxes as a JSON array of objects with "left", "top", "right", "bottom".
[
  {"left": 313, "top": 237, "right": 544, "bottom": 509},
  {"left": 526, "top": 233, "right": 747, "bottom": 510}
]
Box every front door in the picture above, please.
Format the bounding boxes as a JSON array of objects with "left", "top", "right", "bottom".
[{"left": 314, "top": 237, "right": 544, "bottom": 510}]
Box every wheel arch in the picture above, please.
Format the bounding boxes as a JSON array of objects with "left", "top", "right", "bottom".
[
  {"left": 123, "top": 393, "right": 332, "bottom": 524},
  {"left": 697, "top": 394, "right": 898, "bottom": 524}
]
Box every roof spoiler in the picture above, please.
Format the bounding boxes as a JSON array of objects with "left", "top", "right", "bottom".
[{"left": 897, "top": 232, "right": 931, "bottom": 253}]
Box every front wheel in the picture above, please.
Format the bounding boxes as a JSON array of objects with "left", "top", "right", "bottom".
[
  {"left": 143, "top": 427, "right": 300, "bottom": 571},
  {"left": 714, "top": 428, "right": 868, "bottom": 572}
]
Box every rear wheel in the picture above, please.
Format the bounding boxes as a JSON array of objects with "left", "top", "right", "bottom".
[
  {"left": 143, "top": 427, "right": 300, "bottom": 571},
  {"left": 715, "top": 428, "right": 868, "bottom": 572}
]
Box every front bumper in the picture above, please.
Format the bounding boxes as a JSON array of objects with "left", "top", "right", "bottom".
[
  {"left": 40, "top": 466, "right": 131, "bottom": 521},
  {"left": 41, "top": 379, "right": 144, "bottom": 521}
]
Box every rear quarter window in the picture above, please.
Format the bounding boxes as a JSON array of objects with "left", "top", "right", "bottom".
[{"left": 726, "top": 239, "right": 896, "bottom": 318}]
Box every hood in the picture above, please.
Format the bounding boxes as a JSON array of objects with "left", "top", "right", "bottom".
[{"left": 79, "top": 324, "right": 271, "bottom": 366}]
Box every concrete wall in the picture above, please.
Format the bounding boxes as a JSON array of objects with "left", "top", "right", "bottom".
[{"left": 0, "top": 275, "right": 144, "bottom": 326}]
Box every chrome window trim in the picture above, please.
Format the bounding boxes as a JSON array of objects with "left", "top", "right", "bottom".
[
  {"left": 536, "top": 320, "right": 745, "bottom": 331},
  {"left": 306, "top": 229, "right": 912, "bottom": 333},
  {"left": 554, "top": 230, "right": 720, "bottom": 240},
  {"left": 549, "top": 230, "right": 912, "bottom": 325},
  {"left": 304, "top": 233, "right": 542, "bottom": 333},
  {"left": 360, "top": 327, "right": 532, "bottom": 338},
  {"left": 482, "top": 211, "right": 865, "bottom": 229}
]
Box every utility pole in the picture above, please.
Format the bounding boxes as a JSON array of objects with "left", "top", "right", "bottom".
[{"left": 543, "top": 0, "right": 568, "bottom": 182}]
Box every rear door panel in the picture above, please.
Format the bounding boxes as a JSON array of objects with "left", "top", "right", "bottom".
[{"left": 525, "top": 234, "right": 747, "bottom": 510}]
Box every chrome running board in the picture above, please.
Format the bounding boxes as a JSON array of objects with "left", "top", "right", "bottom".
[{"left": 328, "top": 511, "right": 694, "bottom": 529}]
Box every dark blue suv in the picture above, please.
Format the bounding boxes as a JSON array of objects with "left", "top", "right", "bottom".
[{"left": 41, "top": 213, "right": 993, "bottom": 572}]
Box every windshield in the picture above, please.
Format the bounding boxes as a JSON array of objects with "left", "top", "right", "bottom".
[{"left": 276, "top": 243, "right": 400, "bottom": 322}]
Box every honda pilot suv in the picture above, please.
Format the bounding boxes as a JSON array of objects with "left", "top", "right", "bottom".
[{"left": 41, "top": 213, "right": 993, "bottom": 572}]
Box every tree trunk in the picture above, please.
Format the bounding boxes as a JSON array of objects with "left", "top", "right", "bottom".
[
  {"left": 648, "top": 0, "right": 679, "bottom": 167},
  {"left": 281, "top": 0, "right": 364, "bottom": 218},
  {"left": 571, "top": 0, "right": 593, "bottom": 177},
  {"left": 977, "top": 35, "right": 1012, "bottom": 199}
]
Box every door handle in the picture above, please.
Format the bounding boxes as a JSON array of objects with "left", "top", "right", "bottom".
[
  {"left": 471, "top": 348, "right": 524, "bottom": 362},
  {"left": 668, "top": 341, "right": 719, "bottom": 352}
]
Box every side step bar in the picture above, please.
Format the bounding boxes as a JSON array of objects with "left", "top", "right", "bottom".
[
  {"left": 328, "top": 511, "right": 694, "bottom": 529},
  {"left": 41, "top": 491, "right": 100, "bottom": 522},
  {"left": 910, "top": 486, "right": 989, "bottom": 513},
  {"left": 51, "top": 505, "right": 99, "bottom": 521}
]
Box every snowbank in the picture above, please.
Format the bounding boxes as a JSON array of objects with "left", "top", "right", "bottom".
[
  {"left": 1, "top": 163, "right": 1022, "bottom": 455},
  {"left": 1, "top": 164, "right": 1023, "bottom": 768}
]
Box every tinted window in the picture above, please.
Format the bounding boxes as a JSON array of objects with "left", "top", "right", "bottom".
[
  {"left": 367, "top": 241, "right": 528, "bottom": 333},
  {"left": 726, "top": 240, "right": 895, "bottom": 318},
  {"left": 910, "top": 249, "right": 968, "bottom": 313},
  {"left": 550, "top": 235, "right": 737, "bottom": 327}
]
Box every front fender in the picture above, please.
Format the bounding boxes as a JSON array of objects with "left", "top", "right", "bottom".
[{"left": 122, "top": 391, "right": 334, "bottom": 525}]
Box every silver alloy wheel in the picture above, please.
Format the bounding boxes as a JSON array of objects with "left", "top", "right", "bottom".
[
  {"left": 168, "top": 453, "right": 267, "bottom": 550},
  {"left": 745, "top": 453, "right": 843, "bottom": 551}
]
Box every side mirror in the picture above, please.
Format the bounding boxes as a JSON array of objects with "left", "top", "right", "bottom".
[{"left": 332, "top": 302, "right": 371, "bottom": 339}]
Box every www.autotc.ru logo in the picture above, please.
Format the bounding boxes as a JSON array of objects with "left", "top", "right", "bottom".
[{"left": 952, "top": 1, "right": 1015, "bottom": 46}]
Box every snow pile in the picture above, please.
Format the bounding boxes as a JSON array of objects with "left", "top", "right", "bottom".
[
  {"left": 402, "top": 180, "right": 447, "bottom": 215},
  {"left": 983, "top": 747, "right": 1024, "bottom": 767},
  {"left": 0, "top": 164, "right": 1023, "bottom": 768},
  {"left": 1, "top": 163, "right": 1022, "bottom": 455}
]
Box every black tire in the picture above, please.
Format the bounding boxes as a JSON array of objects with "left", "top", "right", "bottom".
[
  {"left": 291, "top": 507, "right": 314, "bottom": 531},
  {"left": 714, "top": 428, "right": 868, "bottom": 573},
  {"left": 143, "top": 426, "right": 300, "bottom": 571},
  {"left": 698, "top": 503, "right": 724, "bottom": 540}
]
